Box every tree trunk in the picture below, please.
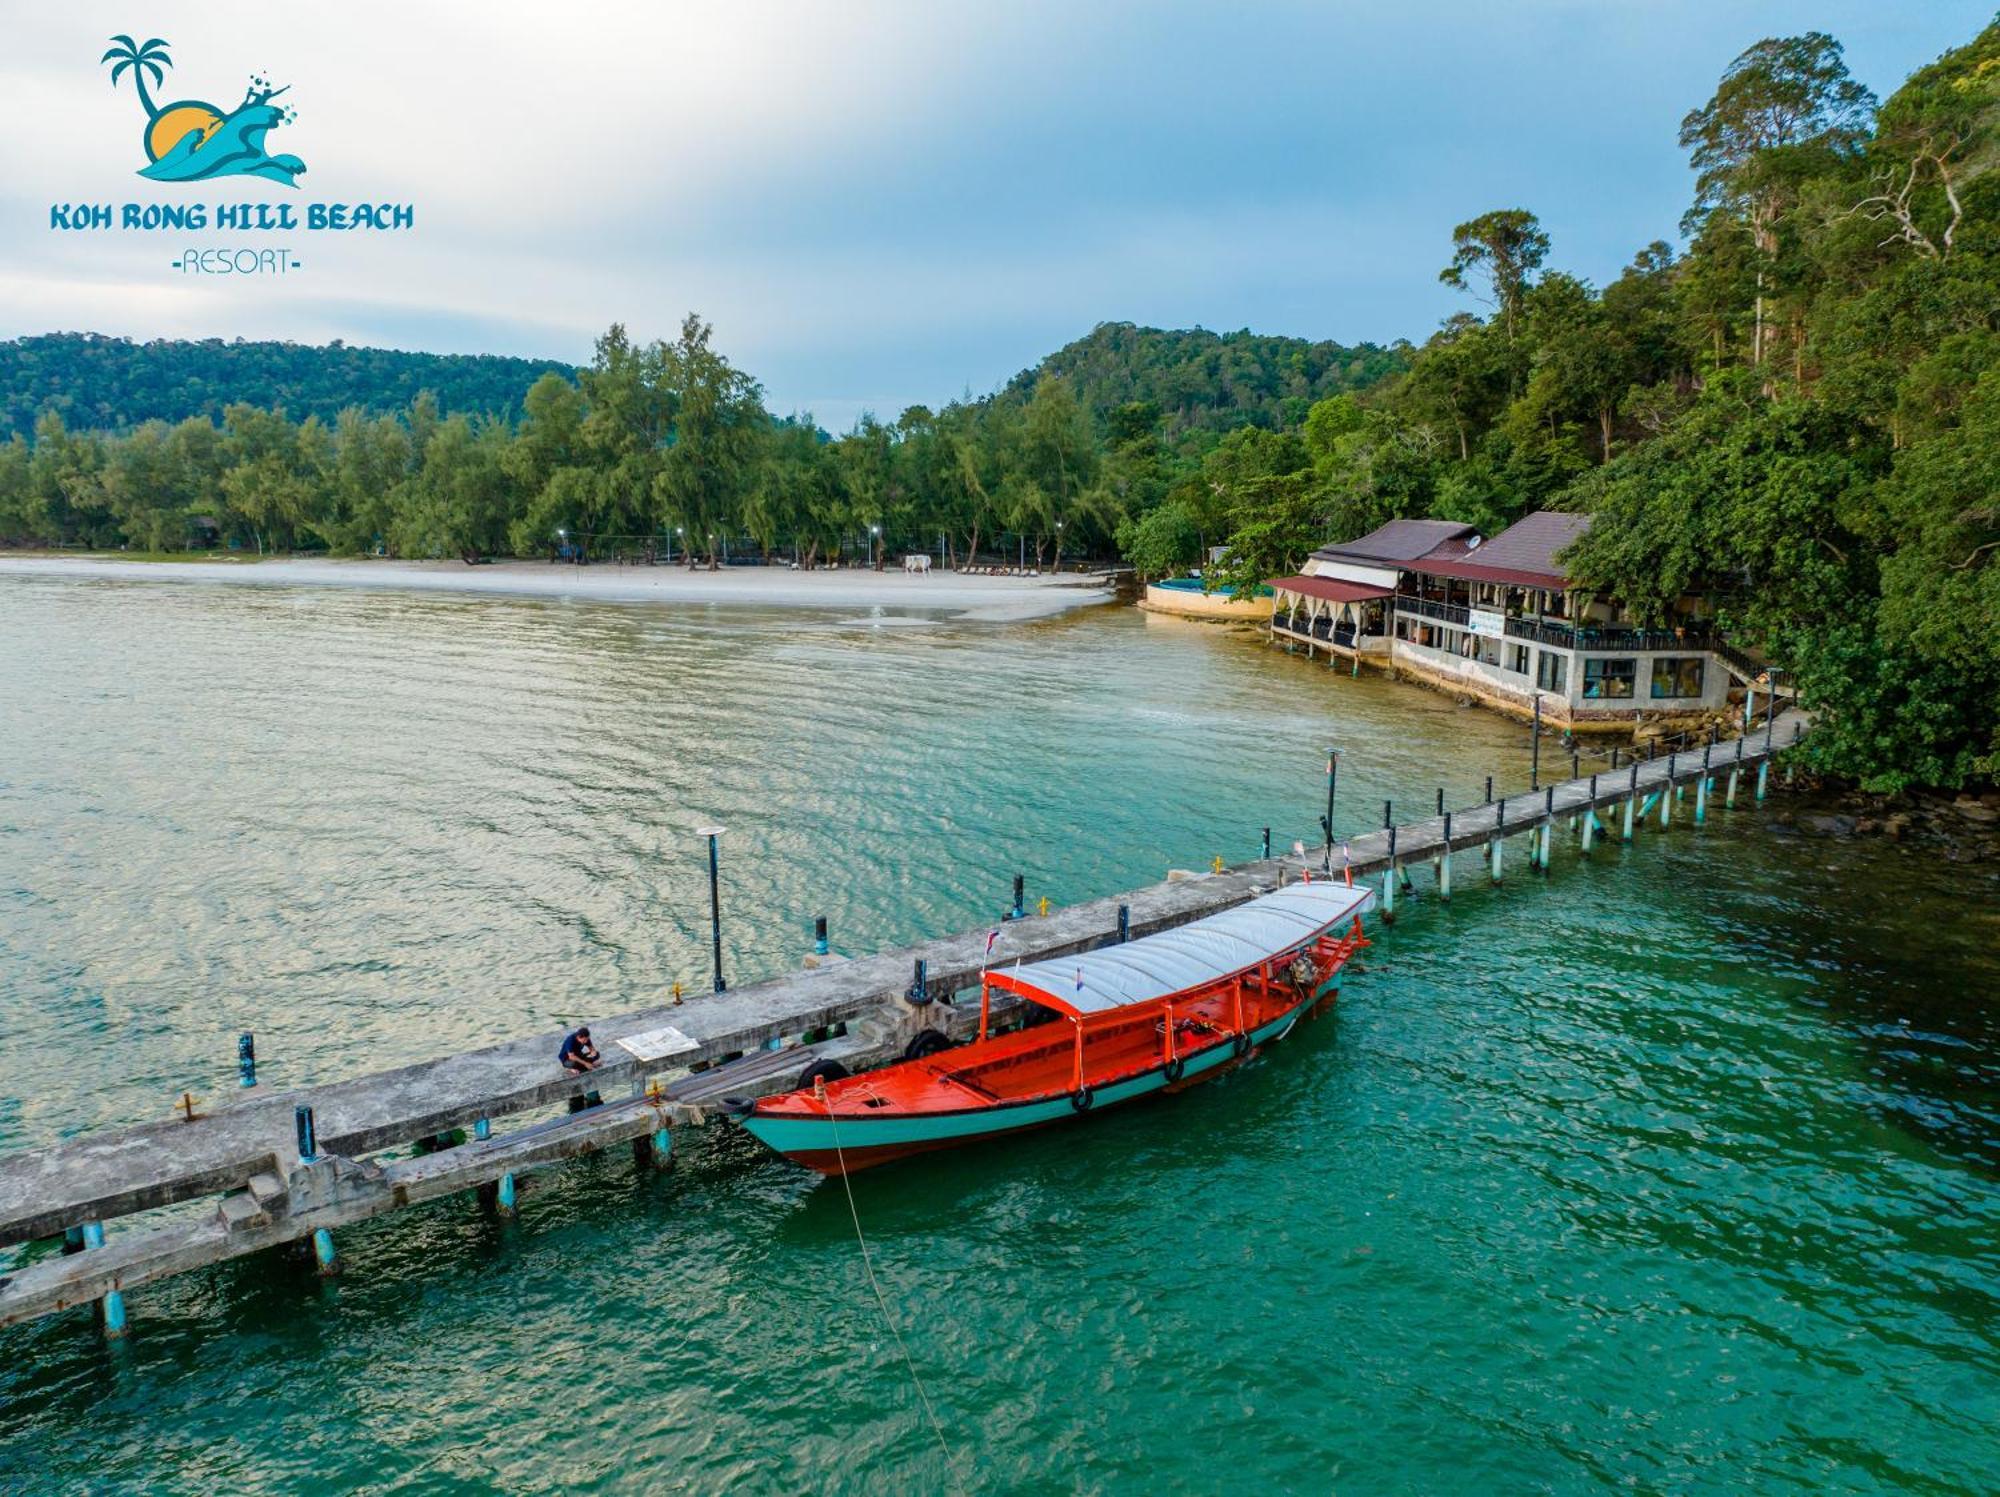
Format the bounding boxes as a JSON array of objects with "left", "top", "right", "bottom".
[{"left": 1599, "top": 407, "right": 1613, "bottom": 462}]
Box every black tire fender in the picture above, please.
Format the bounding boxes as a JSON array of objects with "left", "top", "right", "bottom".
[
  {"left": 1233, "top": 1033, "right": 1254, "bottom": 1059},
  {"left": 902, "top": 1028, "right": 952, "bottom": 1062},
  {"left": 796, "top": 1059, "right": 849, "bottom": 1091},
  {"left": 1070, "top": 1087, "right": 1094, "bottom": 1112},
  {"left": 1163, "top": 1058, "right": 1186, "bottom": 1083}
]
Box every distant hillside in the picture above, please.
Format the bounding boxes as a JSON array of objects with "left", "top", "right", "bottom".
[
  {"left": 994, "top": 322, "right": 1406, "bottom": 439},
  {"left": 0, "top": 333, "right": 577, "bottom": 438}
]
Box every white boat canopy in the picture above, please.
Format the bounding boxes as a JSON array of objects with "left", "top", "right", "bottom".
[{"left": 989, "top": 881, "right": 1374, "bottom": 1018}]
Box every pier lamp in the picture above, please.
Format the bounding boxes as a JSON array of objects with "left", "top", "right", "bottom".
[
  {"left": 870, "top": 523, "right": 881, "bottom": 569},
  {"left": 1054, "top": 518, "right": 1064, "bottom": 574},
  {"left": 698, "top": 826, "right": 727, "bottom": 993}
]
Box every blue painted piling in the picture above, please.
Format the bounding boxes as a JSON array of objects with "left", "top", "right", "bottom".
[
  {"left": 813, "top": 915, "right": 829, "bottom": 957},
  {"left": 1756, "top": 760, "right": 1769, "bottom": 801},
  {"left": 1490, "top": 799, "right": 1505, "bottom": 883},
  {"left": 312, "top": 1227, "right": 338, "bottom": 1275},
  {"left": 82, "top": 1221, "right": 126, "bottom": 1334},
  {"left": 1438, "top": 812, "right": 1452, "bottom": 901},
  {"left": 1381, "top": 824, "right": 1398, "bottom": 921},
  {"left": 237, "top": 1032, "right": 256, "bottom": 1088}
]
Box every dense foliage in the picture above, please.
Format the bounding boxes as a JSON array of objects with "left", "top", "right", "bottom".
[
  {"left": 0, "top": 333, "right": 574, "bottom": 437},
  {"left": 0, "top": 317, "right": 1401, "bottom": 574},
  {"left": 989, "top": 323, "right": 1404, "bottom": 446}
]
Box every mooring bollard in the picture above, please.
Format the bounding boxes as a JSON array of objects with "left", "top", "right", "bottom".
[
  {"left": 1261, "top": 826, "right": 1271, "bottom": 862},
  {"left": 1382, "top": 825, "right": 1398, "bottom": 920},
  {"left": 1490, "top": 799, "right": 1505, "bottom": 883},
  {"left": 82, "top": 1221, "right": 127, "bottom": 1335},
  {"left": 906, "top": 957, "right": 931, "bottom": 1006},
  {"left": 1485, "top": 775, "right": 1493, "bottom": 804},
  {"left": 238, "top": 1032, "right": 257, "bottom": 1089},
  {"left": 295, "top": 1104, "right": 318, "bottom": 1164},
  {"left": 1439, "top": 812, "right": 1453, "bottom": 901},
  {"left": 813, "top": 915, "right": 829, "bottom": 957},
  {"left": 1010, "top": 874, "right": 1025, "bottom": 921},
  {"left": 1117, "top": 904, "right": 1130, "bottom": 943}
]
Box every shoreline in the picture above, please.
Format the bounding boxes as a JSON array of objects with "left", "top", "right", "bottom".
[{"left": 0, "top": 554, "right": 1115, "bottom": 623}]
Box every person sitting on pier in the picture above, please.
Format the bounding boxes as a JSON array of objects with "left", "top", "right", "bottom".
[{"left": 558, "top": 1025, "right": 603, "bottom": 1112}]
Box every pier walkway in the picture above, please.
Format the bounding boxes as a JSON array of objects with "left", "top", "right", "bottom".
[{"left": 0, "top": 713, "right": 1807, "bottom": 1331}]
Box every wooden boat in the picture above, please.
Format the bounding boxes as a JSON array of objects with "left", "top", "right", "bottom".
[{"left": 735, "top": 881, "right": 1373, "bottom": 1174}]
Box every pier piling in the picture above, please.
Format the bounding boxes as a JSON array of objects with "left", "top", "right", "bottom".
[
  {"left": 1439, "top": 813, "right": 1452, "bottom": 901},
  {"left": 1382, "top": 825, "right": 1398, "bottom": 922},
  {"left": 1491, "top": 800, "right": 1505, "bottom": 883},
  {"left": 1581, "top": 777, "right": 1597, "bottom": 854},
  {"left": 1659, "top": 757, "right": 1674, "bottom": 828},
  {"left": 82, "top": 1221, "right": 126, "bottom": 1335}
]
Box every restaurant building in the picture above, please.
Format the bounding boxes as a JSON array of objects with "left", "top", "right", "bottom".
[{"left": 1265, "top": 511, "right": 1736, "bottom": 729}]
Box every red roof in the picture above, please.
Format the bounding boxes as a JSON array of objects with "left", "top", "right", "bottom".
[
  {"left": 1404, "top": 511, "right": 1592, "bottom": 589},
  {"left": 1265, "top": 575, "right": 1393, "bottom": 603}
]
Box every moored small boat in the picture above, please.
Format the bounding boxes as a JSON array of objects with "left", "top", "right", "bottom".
[{"left": 735, "top": 880, "right": 1373, "bottom": 1174}]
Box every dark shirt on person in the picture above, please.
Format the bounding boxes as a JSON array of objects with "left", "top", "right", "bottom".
[{"left": 558, "top": 1028, "right": 600, "bottom": 1072}]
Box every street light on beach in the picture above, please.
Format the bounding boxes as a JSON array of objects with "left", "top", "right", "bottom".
[{"left": 870, "top": 523, "right": 881, "bottom": 570}]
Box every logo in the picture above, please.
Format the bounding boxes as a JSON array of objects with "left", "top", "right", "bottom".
[{"left": 101, "top": 34, "right": 305, "bottom": 187}]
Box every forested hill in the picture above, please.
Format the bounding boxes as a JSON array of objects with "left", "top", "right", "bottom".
[
  {"left": 993, "top": 322, "right": 1405, "bottom": 440},
  {"left": 0, "top": 333, "right": 576, "bottom": 438}
]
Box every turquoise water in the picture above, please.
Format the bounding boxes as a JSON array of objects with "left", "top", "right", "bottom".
[{"left": 0, "top": 576, "right": 1995, "bottom": 1494}]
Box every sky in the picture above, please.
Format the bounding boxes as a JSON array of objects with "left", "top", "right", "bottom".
[{"left": 0, "top": 2, "right": 1988, "bottom": 430}]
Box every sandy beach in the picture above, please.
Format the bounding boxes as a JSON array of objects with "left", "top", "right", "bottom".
[{"left": 0, "top": 555, "right": 1115, "bottom": 623}]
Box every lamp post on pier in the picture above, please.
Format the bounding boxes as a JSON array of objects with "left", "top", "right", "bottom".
[{"left": 698, "top": 826, "right": 727, "bottom": 993}]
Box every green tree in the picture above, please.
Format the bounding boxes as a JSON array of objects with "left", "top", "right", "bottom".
[{"left": 1439, "top": 210, "right": 1551, "bottom": 343}]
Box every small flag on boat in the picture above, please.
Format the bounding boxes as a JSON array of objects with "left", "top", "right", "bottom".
[{"left": 983, "top": 928, "right": 1000, "bottom": 958}]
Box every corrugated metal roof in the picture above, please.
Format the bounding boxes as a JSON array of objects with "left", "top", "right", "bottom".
[
  {"left": 990, "top": 882, "right": 1375, "bottom": 1017},
  {"left": 1310, "top": 519, "right": 1480, "bottom": 564}
]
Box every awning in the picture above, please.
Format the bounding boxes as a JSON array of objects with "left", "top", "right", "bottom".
[
  {"left": 1264, "top": 575, "right": 1392, "bottom": 604},
  {"left": 989, "top": 882, "right": 1375, "bottom": 1017}
]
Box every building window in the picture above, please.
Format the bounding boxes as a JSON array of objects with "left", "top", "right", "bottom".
[
  {"left": 1508, "top": 643, "right": 1530, "bottom": 676},
  {"left": 1535, "top": 650, "right": 1567, "bottom": 694},
  {"left": 1651, "top": 657, "right": 1705, "bottom": 699},
  {"left": 1582, "top": 657, "right": 1636, "bottom": 699}
]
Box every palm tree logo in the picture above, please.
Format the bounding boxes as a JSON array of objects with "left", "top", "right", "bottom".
[{"left": 100, "top": 33, "right": 305, "bottom": 185}]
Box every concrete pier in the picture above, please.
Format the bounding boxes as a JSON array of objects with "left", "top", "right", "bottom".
[{"left": 0, "top": 711, "right": 1808, "bottom": 1333}]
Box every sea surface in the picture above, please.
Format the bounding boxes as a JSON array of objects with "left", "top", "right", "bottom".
[{"left": 0, "top": 575, "right": 1994, "bottom": 1494}]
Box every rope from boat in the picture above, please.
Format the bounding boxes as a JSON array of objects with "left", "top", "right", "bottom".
[{"left": 820, "top": 1085, "right": 968, "bottom": 1494}]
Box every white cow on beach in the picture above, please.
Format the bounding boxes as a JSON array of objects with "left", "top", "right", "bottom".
[{"left": 903, "top": 554, "right": 932, "bottom": 574}]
